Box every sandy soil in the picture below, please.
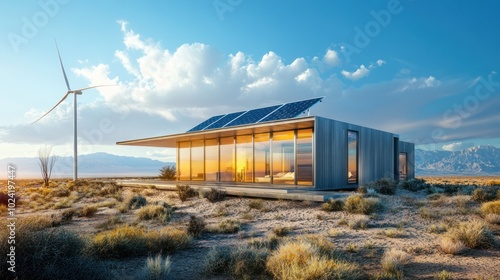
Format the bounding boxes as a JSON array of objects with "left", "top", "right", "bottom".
[{"left": 4, "top": 178, "right": 500, "bottom": 279}]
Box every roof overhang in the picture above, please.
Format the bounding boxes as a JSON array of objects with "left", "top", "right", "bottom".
[{"left": 117, "top": 116, "right": 316, "bottom": 148}]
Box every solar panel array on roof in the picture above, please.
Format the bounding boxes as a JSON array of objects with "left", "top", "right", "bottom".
[
  {"left": 187, "top": 97, "right": 323, "bottom": 132},
  {"left": 187, "top": 115, "right": 225, "bottom": 132},
  {"left": 259, "top": 98, "right": 322, "bottom": 122},
  {"left": 224, "top": 105, "right": 281, "bottom": 127},
  {"left": 204, "top": 111, "right": 246, "bottom": 130}
]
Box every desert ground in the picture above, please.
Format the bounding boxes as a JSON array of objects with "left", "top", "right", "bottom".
[{"left": 1, "top": 176, "right": 500, "bottom": 280}]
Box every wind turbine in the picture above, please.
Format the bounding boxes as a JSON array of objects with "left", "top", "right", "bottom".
[{"left": 32, "top": 41, "right": 114, "bottom": 181}]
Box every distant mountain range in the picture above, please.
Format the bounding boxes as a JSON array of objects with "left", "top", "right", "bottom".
[
  {"left": 0, "top": 152, "right": 174, "bottom": 179},
  {"left": 2, "top": 146, "right": 498, "bottom": 179},
  {"left": 415, "top": 145, "right": 500, "bottom": 175}
]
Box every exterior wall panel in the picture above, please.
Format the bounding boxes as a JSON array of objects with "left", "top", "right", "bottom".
[{"left": 315, "top": 117, "right": 398, "bottom": 190}]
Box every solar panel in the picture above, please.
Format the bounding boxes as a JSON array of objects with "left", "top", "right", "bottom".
[
  {"left": 187, "top": 114, "right": 225, "bottom": 132},
  {"left": 224, "top": 105, "right": 281, "bottom": 127},
  {"left": 204, "top": 111, "right": 246, "bottom": 130},
  {"left": 259, "top": 97, "right": 322, "bottom": 122},
  {"left": 187, "top": 97, "right": 323, "bottom": 132}
]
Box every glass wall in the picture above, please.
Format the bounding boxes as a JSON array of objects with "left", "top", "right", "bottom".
[
  {"left": 236, "top": 135, "right": 253, "bottom": 182},
  {"left": 175, "top": 128, "right": 313, "bottom": 186},
  {"left": 272, "top": 131, "right": 295, "bottom": 184},
  {"left": 219, "top": 137, "right": 235, "bottom": 182},
  {"left": 347, "top": 130, "right": 358, "bottom": 184},
  {"left": 191, "top": 140, "right": 204, "bottom": 181},
  {"left": 205, "top": 139, "right": 218, "bottom": 181},
  {"left": 296, "top": 129, "right": 313, "bottom": 185},
  {"left": 178, "top": 141, "right": 190, "bottom": 181},
  {"left": 254, "top": 133, "right": 271, "bottom": 183}
]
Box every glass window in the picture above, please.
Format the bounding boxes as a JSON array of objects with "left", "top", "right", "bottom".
[
  {"left": 347, "top": 130, "right": 358, "bottom": 184},
  {"left": 254, "top": 133, "right": 271, "bottom": 183},
  {"left": 236, "top": 135, "right": 253, "bottom": 182},
  {"left": 399, "top": 153, "right": 407, "bottom": 181},
  {"left": 178, "top": 141, "right": 190, "bottom": 181},
  {"left": 191, "top": 140, "right": 204, "bottom": 181},
  {"left": 219, "top": 137, "right": 235, "bottom": 182},
  {"left": 297, "top": 129, "right": 313, "bottom": 186},
  {"left": 205, "top": 139, "right": 218, "bottom": 181},
  {"left": 272, "top": 131, "right": 295, "bottom": 184}
]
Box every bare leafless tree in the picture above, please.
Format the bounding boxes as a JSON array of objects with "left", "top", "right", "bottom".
[{"left": 38, "top": 146, "right": 58, "bottom": 187}]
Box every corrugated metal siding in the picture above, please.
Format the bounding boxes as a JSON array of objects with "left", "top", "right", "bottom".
[
  {"left": 399, "top": 141, "right": 415, "bottom": 179},
  {"left": 314, "top": 117, "right": 399, "bottom": 190}
]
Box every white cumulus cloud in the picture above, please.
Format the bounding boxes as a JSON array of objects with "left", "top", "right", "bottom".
[
  {"left": 442, "top": 141, "right": 475, "bottom": 151},
  {"left": 73, "top": 21, "right": 337, "bottom": 123},
  {"left": 323, "top": 49, "right": 340, "bottom": 67},
  {"left": 341, "top": 65, "right": 369, "bottom": 80},
  {"left": 376, "top": 59, "right": 386, "bottom": 66}
]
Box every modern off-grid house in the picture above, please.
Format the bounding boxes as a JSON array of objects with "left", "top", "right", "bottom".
[{"left": 118, "top": 97, "right": 414, "bottom": 190}]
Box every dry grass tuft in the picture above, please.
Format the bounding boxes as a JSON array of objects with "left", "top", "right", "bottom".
[
  {"left": 88, "top": 226, "right": 191, "bottom": 258},
  {"left": 266, "top": 239, "right": 364, "bottom": 280},
  {"left": 419, "top": 207, "right": 440, "bottom": 220},
  {"left": 187, "top": 215, "right": 206, "bottom": 237},
  {"left": 345, "top": 243, "right": 357, "bottom": 253},
  {"left": 381, "top": 248, "right": 411, "bottom": 279},
  {"left": 348, "top": 216, "right": 370, "bottom": 230},
  {"left": 143, "top": 254, "right": 172, "bottom": 280},
  {"left": 60, "top": 208, "right": 77, "bottom": 223},
  {"left": 208, "top": 219, "right": 241, "bottom": 234},
  {"left": 248, "top": 234, "right": 281, "bottom": 251},
  {"left": 240, "top": 212, "right": 254, "bottom": 220},
  {"left": 0, "top": 227, "right": 111, "bottom": 280},
  {"left": 141, "top": 189, "right": 157, "bottom": 197},
  {"left": 248, "top": 199, "right": 265, "bottom": 210},
  {"left": 429, "top": 224, "right": 448, "bottom": 234},
  {"left": 79, "top": 205, "right": 98, "bottom": 217},
  {"left": 344, "top": 194, "right": 381, "bottom": 214},
  {"left": 18, "top": 215, "right": 61, "bottom": 231},
  {"left": 472, "top": 187, "right": 499, "bottom": 202},
  {"left": 368, "top": 178, "right": 397, "bottom": 195},
  {"left": 481, "top": 200, "right": 500, "bottom": 215},
  {"left": 435, "top": 270, "right": 452, "bottom": 280},
  {"left": 484, "top": 214, "right": 500, "bottom": 225},
  {"left": 176, "top": 185, "right": 197, "bottom": 202},
  {"left": 203, "top": 188, "right": 226, "bottom": 203},
  {"left": 204, "top": 246, "right": 269, "bottom": 279},
  {"left": 136, "top": 204, "right": 173, "bottom": 223},
  {"left": 384, "top": 228, "right": 404, "bottom": 238},
  {"left": 444, "top": 220, "right": 494, "bottom": 249},
  {"left": 440, "top": 236, "right": 466, "bottom": 255},
  {"left": 119, "top": 195, "right": 148, "bottom": 213},
  {"left": 321, "top": 198, "right": 344, "bottom": 212},
  {"left": 229, "top": 246, "right": 269, "bottom": 279},
  {"left": 272, "top": 226, "right": 290, "bottom": 237}
]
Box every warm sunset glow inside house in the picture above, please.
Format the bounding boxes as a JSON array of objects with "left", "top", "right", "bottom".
[{"left": 118, "top": 97, "right": 415, "bottom": 190}]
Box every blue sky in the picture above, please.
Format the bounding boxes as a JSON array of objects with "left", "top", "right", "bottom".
[{"left": 1, "top": 0, "right": 500, "bottom": 166}]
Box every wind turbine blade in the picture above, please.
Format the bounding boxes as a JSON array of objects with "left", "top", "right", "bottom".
[
  {"left": 32, "top": 91, "right": 71, "bottom": 124},
  {"left": 72, "top": 84, "right": 117, "bottom": 92},
  {"left": 55, "top": 40, "right": 71, "bottom": 91}
]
